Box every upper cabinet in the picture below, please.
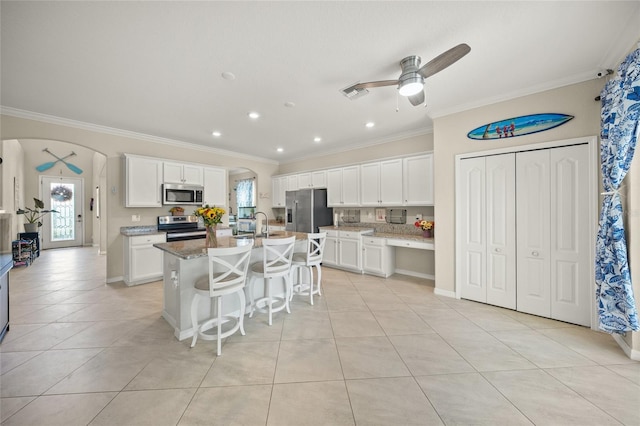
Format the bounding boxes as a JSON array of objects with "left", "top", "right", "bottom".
[
  {"left": 272, "top": 176, "right": 288, "bottom": 208},
  {"left": 403, "top": 154, "right": 434, "bottom": 205},
  {"left": 203, "top": 167, "right": 227, "bottom": 207},
  {"left": 287, "top": 174, "right": 299, "bottom": 192},
  {"left": 327, "top": 165, "right": 360, "bottom": 206},
  {"left": 163, "top": 161, "right": 203, "bottom": 185},
  {"left": 297, "top": 170, "right": 327, "bottom": 189},
  {"left": 125, "top": 154, "right": 163, "bottom": 207},
  {"left": 360, "top": 159, "right": 403, "bottom": 206}
]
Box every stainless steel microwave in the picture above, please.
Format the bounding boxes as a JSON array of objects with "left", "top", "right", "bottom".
[{"left": 162, "top": 184, "right": 204, "bottom": 205}]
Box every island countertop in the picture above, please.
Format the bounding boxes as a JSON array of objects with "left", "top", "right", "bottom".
[{"left": 153, "top": 231, "right": 308, "bottom": 260}]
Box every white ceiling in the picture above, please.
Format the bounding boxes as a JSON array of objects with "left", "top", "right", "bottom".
[{"left": 2, "top": 1, "right": 639, "bottom": 163}]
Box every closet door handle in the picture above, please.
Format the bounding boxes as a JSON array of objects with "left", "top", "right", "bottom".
[
  {"left": 532, "top": 251, "right": 539, "bottom": 257},
  {"left": 494, "top": 248, "right": 502, "bottom": 253}
]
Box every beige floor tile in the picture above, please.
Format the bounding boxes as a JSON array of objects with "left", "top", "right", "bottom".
[
  {"left": 372, "top": 309, "right": 433, "bottom": 335},
  {"left": 89, "top": 388, "right": 195, "bottom": 426},
  {"left": 389, "top": 334, "right": 475, "bottom": 376},
  {"left": 274, "top": 339, "right": 343, "bottom": 383},
  {"left": 324, "top": 293, "right": 369, "bottom": 312},
  {"left": 491, "top": 329, "right": 596, "bottom": 368},
  {"left": 179, "top": 385, "right": 271, "bottom": 425},
  {"left": 19, "top": 290, "right": 87, "bottom": 305},
  {"left": 347, "top": 377, "right": 443, "bottom": 425},
  {"left": 0, "top": 351, "right": 42, "bottom": 374},
  {"left": 336, "top": 336, "right": 410, "bottom": 379},
  {"left": 201, "top": 340, "right": 279, "bottom": 386},
  {"left": 417, "top": 373, "right": 532, "bottom": 425},
  {"left": 459, "top": 309, "right": 531, "bottom": 331},
  {"left": 52, "top": 319, "right": 142, "bottom": 349},
  {"left": 605, "top": 363, "right": 640, "bottom": 385},
  {"left": 11, "top": 303, "right": 91, "bottom": 325},
  {"left": 484, "top": 369, "right": 621, "bottom": 425},
  {"left": 539, "top": 327, "right": 637, "bottom": 365},
  {"left": 2, "top": 392, "right": 117, "bottom": 426},
  {"left": 329, "top": 310, "right": 385, "bottom": 337},
  {"left": 268, "top": 381, "right": 354, "bottom": 426},
  {"left": 440, "top": 331, "right": 537, "bottom": 372},
  {"left": 0, "top": 323, "right": 45, "bottom": 346},
  {"left": 0, "top": 397, "right": 35, "bottom": 423},
  {"left": 0, "top": 348, "right": 102, "bottom": 397},
  {"left": 547, "top": 365, "right": 640, "bottom": 425},
  {"left": 226, "top": 314, "right": 285, "bottom": 342},
  {"left": 281, "top": 309, "right": 333, "bottom": 340},
  {"left": 0, "top": 322, "right": 93, "bottom": 352}
]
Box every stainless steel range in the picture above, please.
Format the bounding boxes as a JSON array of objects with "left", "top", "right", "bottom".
[{"left": 157, "top": 215, "right": 205, "bottom": 242}]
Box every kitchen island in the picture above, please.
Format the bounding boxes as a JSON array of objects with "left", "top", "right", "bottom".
[{"left": 154, "top": 232, "right": 307, "bottom": 341}]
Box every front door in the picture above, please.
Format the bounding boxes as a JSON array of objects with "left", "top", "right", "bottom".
[{"left": 41, "top": 176, "right": 84, "bottom": 249}]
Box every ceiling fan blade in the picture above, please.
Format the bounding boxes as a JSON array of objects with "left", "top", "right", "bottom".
[
  {"left": 353, "top": 79, "right": 399, "bottom": 90},
  {"left": 408, "top": 90, "right": 425, "bottom": 106},
  {"left": 417, "top": 43, "right": 471, "bottom": 79}
]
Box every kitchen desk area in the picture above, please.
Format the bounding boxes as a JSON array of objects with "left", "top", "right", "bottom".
[{"left": 154, "top": 232, "right": 307, "bottom": 340}]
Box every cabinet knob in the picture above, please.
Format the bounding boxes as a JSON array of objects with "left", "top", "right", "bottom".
[
  {"left": 532, "top": 251, "right": 539, "bottom": 257},
  {"left": 495, "top": 248, "right": 502, "bottom": 253}
]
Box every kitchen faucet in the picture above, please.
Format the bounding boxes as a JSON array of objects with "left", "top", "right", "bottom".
[{"left": 254, "top": 211, "right": 269, "bottom": 237}]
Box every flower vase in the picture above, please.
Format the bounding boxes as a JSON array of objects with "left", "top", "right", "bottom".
[
  {"left": 423, "top": 229, "right": 432, "bottom": 238},
  {"left": 205, "top": 225, "right": 218, "bottom": 248}
]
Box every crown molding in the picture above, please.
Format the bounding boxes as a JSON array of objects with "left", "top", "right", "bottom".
[{"left": 0, "top": 106, "right": 278, "bottom": 165}]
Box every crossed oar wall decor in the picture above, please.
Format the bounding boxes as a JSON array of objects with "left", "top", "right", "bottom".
[{"left": 36, "top": 148, "right": 83, "bottom": 174}]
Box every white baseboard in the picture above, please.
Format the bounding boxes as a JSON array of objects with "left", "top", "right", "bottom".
[
  {"left": 434, "top": 288, "right": 456, "bottom": 298},
  {"left": 612, "top": 333, "right": 640, "bottom": 361},
  {"left": 394, "top": 269, "right": 435, "bottom": 280}
]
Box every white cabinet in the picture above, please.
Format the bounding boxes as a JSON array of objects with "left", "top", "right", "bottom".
[
  {"left": 271, "top": 176, "right": 288, "bottom": 208},
  {"left": 202, "top": 167, "right": 227, "bottom": 207},
  {"left": 403, "top": 154, "right": 434, "bottom": 205},
  {"left": 362, "top": 236, "right": 395, "bottom": 277},
  {"left": 287, "top": 175, "right": 299, "bottom": 192},
  {"left": 323, "top": 230, "right": 339, "bottom": 265},
  {"left": 124, "top": 233, "right": 166, "bottom": 286},
  {"left": 125, "top": 154, "right": 163, "bottom": 207},
  {"left": 360, "top": 159, "right": 403, "bottom": 206},
  {"left": 457, "top": 144, "right": 591, "bottom": 326},
  {"left": 327, "top": 166, "right": 360, "bottom": 206},
  {"left": 163, "top": 162, "right": 203, "bottom": 185},
  {"left": 298, "top": 170, "right": 327, "bottom": 189},
  {"left": 321, "top": 228, "right": 371, "bottom": 273}
]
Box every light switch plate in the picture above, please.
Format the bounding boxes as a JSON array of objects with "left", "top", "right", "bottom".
[
  {"left": 132, "top": 214, "right": 141, "bottom": 222},
  {"left": 415, "top": 214, "right": 422, "bottom": 221}
]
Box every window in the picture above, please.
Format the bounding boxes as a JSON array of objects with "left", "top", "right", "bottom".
[{"left": 236, "top": 178, "right": 255, "bottom": 207}]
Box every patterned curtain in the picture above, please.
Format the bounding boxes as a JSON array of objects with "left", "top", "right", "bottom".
[
  {"left": 236, "top": 178, "right": 255, "bottom": 207},
  {"left": 595, "top": 47, "right": 640, "bottom": 333}
]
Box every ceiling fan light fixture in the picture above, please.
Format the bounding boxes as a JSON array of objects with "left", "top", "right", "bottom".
[{"left": 398, "top": 75, "right": 424, "bottom": 97}]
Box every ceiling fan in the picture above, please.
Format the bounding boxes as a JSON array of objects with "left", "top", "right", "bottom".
[{"left": 341, "top": 43, "right": 471, "bottom": 106}]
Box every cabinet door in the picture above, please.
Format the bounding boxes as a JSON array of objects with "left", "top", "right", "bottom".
[
  {"left": 362, "top": 243, "right": 384, "bottom": 275},
  {"left": 323, "top": 237, "right": 338, "bottom": 265},
  {"left": 485, "top": 154, "right": 516, "bottom": 309},
  {"left": 287, "top": 175, "right": 299, "bottom": 191},
  {"left": 163, "top": 162, "right": 184, "bottom": 184},
  {"left": 131, "top": 244, "right": 164, "bottom": 282},
  {"left": 339, "top": 238, "right": 361, "bottom": 270},
  {"left": 297, "top": 173, "right": 311, "bottom": 188},
  {"left": 182, "top": 164, "right": 204, "bottom": 185},
  {"left": 272, "top": 177, "right": 283, "bottom": 207},
  {"left": 380, "top": 159, "right": 403, "bottom": 205},
  {"left": 403, "top": 154, "right": 434, "bottom": 205},
  {"left": 203, "top": 167, "right": 226, "bottom": 207},
  {"left": 516, "top": 150, "right": 551, "bottom": 318},
  {"left": 360, "top": 162, "right": 381, "bottom": 206},
  {"left": 311, "top": 170, "right": 327, "bottom": 188},
  {"left": 327, "top": 169, "right": 343, "bottom": 206},
  {"left": 459, "top": 157, "right": 486, "bottom": 303},
  {"left": 549, "top": 144, "right": 591, "bottom": 326},
  {"left": 341, "top": 166, "right": 360, "bottom": 206},
  {"left": 126, "top": 155, "right": 163, "bottom": 207}
]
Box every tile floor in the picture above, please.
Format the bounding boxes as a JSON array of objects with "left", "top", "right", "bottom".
[{"left": 1, "top": 246, "right": 639, "bottom": 425}]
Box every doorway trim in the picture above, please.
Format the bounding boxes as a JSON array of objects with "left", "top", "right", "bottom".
[{"left": 40, "top": 175, "right": 85, "bottom": 249}]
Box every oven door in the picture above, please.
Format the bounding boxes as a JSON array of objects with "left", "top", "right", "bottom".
[{"left": 165, "top": 230, "right": 206, "bottom": 242}]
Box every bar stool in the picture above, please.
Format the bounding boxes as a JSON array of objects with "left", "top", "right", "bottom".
[
  {"left": 248, "top": 236, "right": 296, "bottom": 325},
  {"left": 190, "top": 243, "right": 253, "bottom": 356},
  {"left": 290, "top": 232, "right": 327, "bottom": 305}
]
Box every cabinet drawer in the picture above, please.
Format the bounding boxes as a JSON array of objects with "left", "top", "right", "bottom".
[
  {"left": 339, "top": 230, "right": 366, "bottom": 239},
  {"left": 386, "top": 238, "right": 434, "bottom": 250},
  {"left": 363, "top": 237, "right": 386, "bottom": 246},
  {"left": 131, "top": 234, "right": 166, "bottom": 246},
  {"left": 323, "top": 229, "right": 339, "bottom": 237}
]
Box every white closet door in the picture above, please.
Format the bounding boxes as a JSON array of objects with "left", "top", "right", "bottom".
[
  {"left": 516, "top": 150, "right": 551, "bottom": 317},
  {"left": 486, "top": 154, "right": 516, "bottom": 309},
  {"left": 549, "top": 144, "right": 591, "bottom": 326},
  {"left": 459, "top": 157, "right": 486, "bottom": 303}
]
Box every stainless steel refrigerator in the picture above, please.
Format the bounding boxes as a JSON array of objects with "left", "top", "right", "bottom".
[{"left": 285, "top": 188, "right": 333, "bottom": 233}]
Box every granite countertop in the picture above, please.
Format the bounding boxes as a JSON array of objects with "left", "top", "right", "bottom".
[
  {"left": 319, "top": 225, "right": 374, "bottom": 232},
  {"left": 318, "top": 226, "right": 433, "bottom": 242},
  {"left": 153, "top": 231, "right": 308, "bottom": 260},
  {"left": 120, "top": 225, "right": 232, "bottom": 237}
]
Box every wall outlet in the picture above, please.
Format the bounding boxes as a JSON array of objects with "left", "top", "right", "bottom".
[
  {"left": 415, "top": 214, "right": 423, "bottom": 221},
  {"left": 132, "top": 214, "right": 141, "bottom": 222}
]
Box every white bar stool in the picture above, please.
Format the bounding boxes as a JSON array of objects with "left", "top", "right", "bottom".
[
  {"left": 248, "top": 236, "right": 296, "bottom": 325},
  {"left": 290, "top": 232, "right": 326, "bottom": 305},
  {"left": 190, "top": 243, "right": 253, "bottom": 356}
]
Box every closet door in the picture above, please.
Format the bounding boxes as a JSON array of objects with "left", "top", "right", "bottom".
[
  {"left": 516, "top": 150, "right": 551, "bottom": 317},
  {"left": 486, "top": 154, "right": 516, "bottom": 309},
  {"left": 549, "top": 144, "right": 591, "bottom": 326},
  {"left": 459, "top": 157, "right": 486, "bottom": 303}
]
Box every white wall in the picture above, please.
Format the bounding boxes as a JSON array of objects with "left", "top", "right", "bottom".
[
  {"left": 1, "top": 140, "right": 24, "bottom": 238},
  {"left": 433, "top": 79, "right": 604, "bottom": 295}
]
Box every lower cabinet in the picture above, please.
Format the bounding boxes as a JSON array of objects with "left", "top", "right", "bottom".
[
  {"left": 362, "top": 236, "right": 395, "bottom": 277},
  {"left": 321, "top": 229, "right": 372, "bottom": 273},
  {"left": 124, "top": 233, "right": 166, "bottom": 286}
]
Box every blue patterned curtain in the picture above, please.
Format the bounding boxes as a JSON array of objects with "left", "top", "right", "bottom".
[
  {"left": 595, "top": 47, "right": 640, "bottom": 333},
  {"left": 236, "top": 178, "right": 255, "bottom": 207}
]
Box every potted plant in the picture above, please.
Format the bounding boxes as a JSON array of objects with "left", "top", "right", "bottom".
[{"left": 16, "top": 198, "right": 58, "bottom": 232}]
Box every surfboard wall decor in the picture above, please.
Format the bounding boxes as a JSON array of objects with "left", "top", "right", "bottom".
[{"left": 467, "top": 113, "right": 574, "bottom": 140}]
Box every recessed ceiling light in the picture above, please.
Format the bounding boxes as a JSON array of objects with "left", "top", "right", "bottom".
[
  {"left": 284, "top": 101, "right": 296, "bottom": 108},
  {"left": 221, "top": 71, "right": 236, "bottom": 80},
  {"left": 365, "top": 121, "right": 375, "bottom": 128},
  {"left": 313, "top": 137, "right": 322, "bottom": 143},
  {"left": 248, "top": 112, "right": 260, "bottom": 119},
  {"left": 212, "top": 131, "right": 221, "bottom": 137},
  {"left": 277, "top": 147, "right": 284, "bottom": 152}
]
